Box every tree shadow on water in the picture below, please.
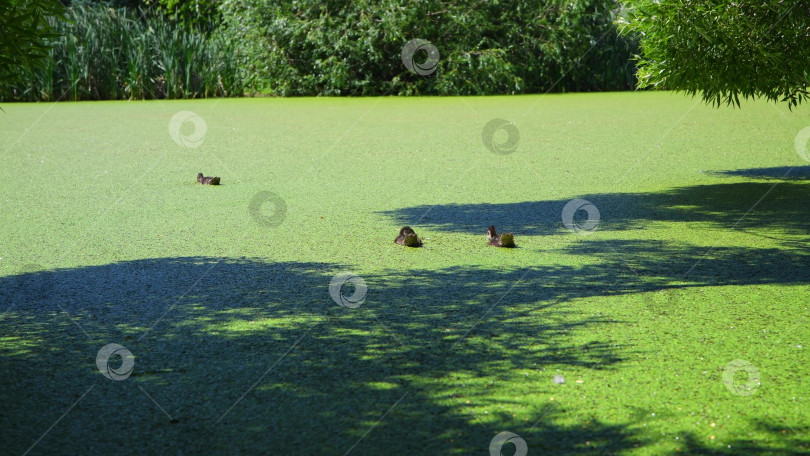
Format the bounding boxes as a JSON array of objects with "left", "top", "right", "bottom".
[
  {"left": 0, "top": 256, "right": 631, "bottom": 455},
  {"left": 378, "top": 181, "right": 810, "bottom": 237},
  {"left": 0, "top": 253, "right": 806, "bottom": 455},
  {"left": 710, "top": 165, "right": 810, "bottom": 181}
]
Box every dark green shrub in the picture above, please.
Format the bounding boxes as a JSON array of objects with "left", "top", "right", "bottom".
[
  {"left": 1, "top": 0, "right": 637, "bottom": 100},
  {"left": 219, "top": 0, "right": 638, "bottom": 96},
  {"left": 145, "top": 0, "right": 221, "bottom": 32}
]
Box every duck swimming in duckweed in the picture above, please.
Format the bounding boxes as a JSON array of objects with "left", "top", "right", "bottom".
[
  {"left": 197, "top": 173, "right": 221, "bottom": 185},
  {"left": 487, "top": 226, "right": 516, "bottom": 248},
  {"left": 395, "top": 226, "right": 423, "bottom": 247}
]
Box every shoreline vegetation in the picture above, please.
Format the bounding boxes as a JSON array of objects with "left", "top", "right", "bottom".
[{"left": 1, "top": 0, "right": 638, "bottom": 102}]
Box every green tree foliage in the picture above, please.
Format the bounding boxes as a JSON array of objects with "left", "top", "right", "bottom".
[
  {"left": 2, "top": 0, "right": 639, "bottom": 100},
  {"left": 0, "top": 0, "right": 66, "bottom": 90},
  {"left": 62, "top": 0, "right": 222, "bottom": 32},
  {"left": 618, "top": 0, "right": 810, "bottom": 108},
  {"left": 219, "top": 0, "right": 638, "bottom": 96},
  {"left": 145, "top": 0, "right": 221, "bottom": 31}
]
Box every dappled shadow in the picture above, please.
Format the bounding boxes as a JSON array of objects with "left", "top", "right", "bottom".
[
  {"left": 0, "top": 256, "right": 629, "bottom": 455},
  {"left": 673, "top": 421, "right": 810, "bottom": 455},
  {"left": 378, "top": 181, "right": 810, "bottom": 237},
  {"left": 561, "top": 239, "right": 810, "bottom": 289},
  {"left": 1, "top": 245, "right": 807, "bottom": 453}
]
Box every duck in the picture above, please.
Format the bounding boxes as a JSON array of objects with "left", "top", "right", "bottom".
[
  {"left": 487, "top": 226, "right": 516, "bottom": 248},
  {"left": 395, "top": 226, "right": 423, "bottom": 247},
  {"left": 197, "top": 172, "right": 220, "bottom": 185}
]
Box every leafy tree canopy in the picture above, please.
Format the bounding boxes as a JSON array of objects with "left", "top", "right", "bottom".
[{"left": 618, "top": 0, "right": 810, "bottom": 108}]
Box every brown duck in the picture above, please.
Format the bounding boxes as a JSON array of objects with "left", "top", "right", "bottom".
[
  {"left": 197, "top": 173, "right": 220, "bottom": 185},
  {"left": 395, "top": 226, "right": 423, "bottom": 247},
  {"left": 487, "top": 226, "right": 516, "bottom": 248}
]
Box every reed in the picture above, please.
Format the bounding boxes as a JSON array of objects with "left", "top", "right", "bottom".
[{"left": 0, "top": 3, "right": 243, "bottom": 101}]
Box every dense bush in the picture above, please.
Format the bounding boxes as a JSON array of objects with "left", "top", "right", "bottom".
[
  {"left": 219, "top": 0, "right": 638, "bottom": 96},
  {"left": 1, "top": 0, "right": 637, "bottom": 100},
  {"left": 61, "top": 0, "right": 221, "bottom": 31},
  {"left": 144, "top": 0, "right": 221, "bottom": 31},
  {"left": 0, "top": 2, "right": 241, "bottom": 101}
]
